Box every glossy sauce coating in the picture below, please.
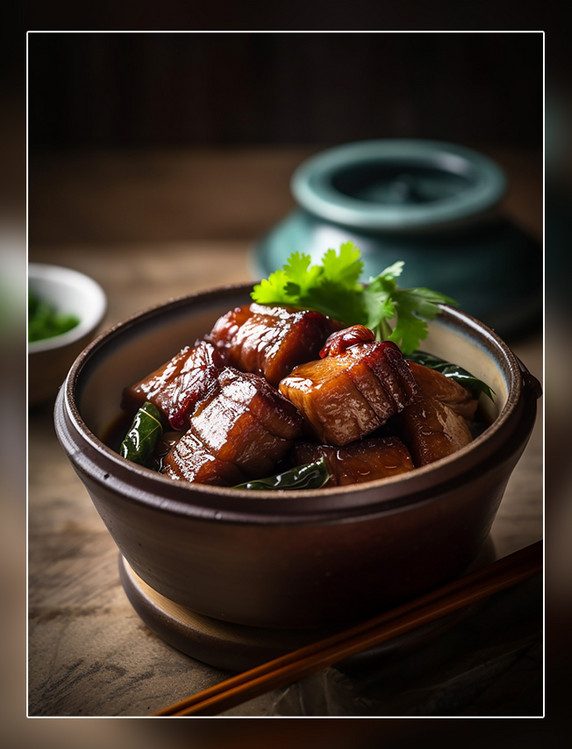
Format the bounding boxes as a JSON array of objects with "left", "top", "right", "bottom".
[
  {"left": 121, "top": 304, "right": 480, "bottom": 487},
  {"left": 279, "top": 340, "right": 417, "bottom": 446},
  {"left": 162, "top": 430, "right": 247, "bottom": 486},
  {"left": 162, "top": 367, "right": 303, "bottom": 484},
  {"left": 394, "top": 363, "right": 476, "bottom": 466},
  {"left": 122, "top": 340, "right": 225, "bottom": 430},
  {"left": 208, "top": 303, "right": 341, "bottom": 386},
  {"left": 293, "top": 436, "right": 414, "bottom": 486},
  {"left": 320, "top": 324, "right": 375, "bottom": 357},
  {"left": 407, "top": 361, "right": 478, "bottom": 421}
]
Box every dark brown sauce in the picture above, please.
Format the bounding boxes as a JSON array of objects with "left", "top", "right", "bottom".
[
  {"left": 102, "top": 411, "right": 133, "bottom": 452},
  {"left": 471, "top": 398, "right": 495, "bottom": 439}
]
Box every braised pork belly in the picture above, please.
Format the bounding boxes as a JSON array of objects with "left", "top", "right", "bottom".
[
  {"left": 122, "top": 340, "right": 225, "bottom": 430},
  {"left": 119, "top": 306, "right": 484, "bottom": 487},
  {"left": 407, "top": 361, "right": 478, "bottom": 421},
  {"left": 207, "top": 303, "right": 341, "bottom": 386},
  {"left": 293, "top": 437, "right": 414, "bottom": 486},
  {"left": 393, "top": 362, "right": 476, "bottom": 466},
  {"left": 161, "top": 430, "right": 247, "bottom": 486},
  {"left": 278, "top": 332, "right": 417, "bottom": 446},
  {"left": 162, "top": 368, "right": 303, "bottom": 485}
]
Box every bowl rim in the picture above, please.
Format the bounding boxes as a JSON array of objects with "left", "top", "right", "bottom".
[
  {"left": 56, "top": 282, "right": 537, "bottom": 523},
  {"left": 290, "top": 139, "right": 507, "bottom": 232},
  {"left": 28, "top": 263, "right": 108, "bottom": 353}
]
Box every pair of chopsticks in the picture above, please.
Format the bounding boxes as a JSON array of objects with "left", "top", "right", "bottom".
[{"left": 155, "top": 540, "right": 542, "bottom": 716}]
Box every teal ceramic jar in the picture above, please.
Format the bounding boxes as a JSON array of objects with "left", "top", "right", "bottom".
[{"left": 254, "top": 140, "right": 542, "bottom": 338}]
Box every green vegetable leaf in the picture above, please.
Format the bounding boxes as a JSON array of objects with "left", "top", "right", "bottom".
[
  {"left": 120, "top": 402, "right": 164, "bottom": 466},
  {"left": 361, "top": 262, "right": 402, "bottom": 339},
  {"left": 252, "top": 242, "right": 366, "bottom": 323},
  {"left": 251, "top": 242, "right": 457, "bottom": 355},
  {"left": 234, "top": 458, "right": 330, "bottom": 491},
  {"left": 388, "top": 287, "right": 456, "bottom": 355},
  {"left": 252, "top": 269, "right": 294, "bottom": 306},
  {"left": 320, "top": 243, "right": 363, "bottom": 286},
  {"left": 28, "top": 291, "right": 80, "bottom": 342},
  {"left": 407, "top": 350, "right": 495, "bottom": 400},
  {"left": 363, "top": 269, "right": 457, "bottom": 354}
]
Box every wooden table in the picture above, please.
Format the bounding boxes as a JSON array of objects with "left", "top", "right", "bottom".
[{"left": 28, "top": 146, "right": 543, "bottom": 717}]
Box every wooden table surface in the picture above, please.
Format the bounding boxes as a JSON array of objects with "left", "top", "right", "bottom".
[{"left": 28, "top": 146, "right": 543, "bottom": 717}]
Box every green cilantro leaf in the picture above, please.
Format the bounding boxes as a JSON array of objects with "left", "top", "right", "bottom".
[
  {"left": 320, "top": 242, "right": 363, "bottom": 286},
  {"left": 251, "top": 242, "right": 458, "bottom": 355},
  {"left": 252, "top": 269, "right": 293, "bottom": 305},
  {"left": 282, "top": 252, "right": 322, "bottom": 297},
  {"left": 386, "top": 287, "right": 458, "bottom": 354},
  {"left": 388, "top": 294, "right": 434, "bottom": 354},
  {"left": 361, "top": 262, "right": 403, "bottom": 339},
  {"left": 252, "top": 242, "right": 366, "bottom": 323}
]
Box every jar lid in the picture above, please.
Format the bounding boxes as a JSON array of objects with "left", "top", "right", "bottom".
[{"left": 291, "top": 139, "right": 507, "bottom": 232}]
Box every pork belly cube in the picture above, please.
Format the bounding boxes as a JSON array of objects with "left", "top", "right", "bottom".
[
  {"left": 216, "top": 368, "right": 302, "bottom": 441},
  {"left": 162, "top": 431, "right": 247, "bottom": 486},
  {"left": 122, "top": 340, "right": 225, "bottom": 429},
  {"left": 293, "top": 437, "right": 414, "bottom": 486},
  {"left": 207, "top": 303, "right": 341, "bottom": 386},
  {"left": 279, "top": 339, "right": 417, "bottom": 446},
  {"left": 394, "top": 397, "right": 473, "bottom": 467},
  {"left": 162, "top": 368, "right": 303, "bottom": 485},
  {"left": 392, "top": 361, "right": 477, "bottom": 467},
  {"left": 406, "top": 361, "right": 478, "bottom": 421}
]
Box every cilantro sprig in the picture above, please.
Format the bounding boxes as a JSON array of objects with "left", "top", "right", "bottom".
[{"left": 252, "top": 242, "right": 457, "bottom": 355}]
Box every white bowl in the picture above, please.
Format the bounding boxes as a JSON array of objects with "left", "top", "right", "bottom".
[{"left": 28, "top": 263, "right": 107, "bottom": 406}]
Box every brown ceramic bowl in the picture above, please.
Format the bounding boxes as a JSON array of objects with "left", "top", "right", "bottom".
[{"left": 54, "top": 283, "right": 540, "bottom": 631}]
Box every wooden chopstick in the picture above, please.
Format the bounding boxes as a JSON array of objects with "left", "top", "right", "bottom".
[{"left": 154, "top": 540, "right": 542, "bottom": 717}]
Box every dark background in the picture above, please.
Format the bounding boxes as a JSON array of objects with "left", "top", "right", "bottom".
[
  {"left": 11, "top": 17, "right": 571, "bottom": 749},
  {"left": 7, "top": 12, "right": 570, "bottom": 748},
  {"left": 28, "top": 32, "right": 543, "bottom": 151}
]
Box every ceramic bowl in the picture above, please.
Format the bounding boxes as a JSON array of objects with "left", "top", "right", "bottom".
[
  {"left": 254, "top": 140, "right": 542, "bottom": 338},
  {"left": 54, "top": 284, "right": 540, "bottom": 631},
  {"left": 29, "top": 263, "right": 107, "bottom": 406}
]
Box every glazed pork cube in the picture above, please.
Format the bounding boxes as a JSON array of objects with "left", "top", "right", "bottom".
[
  {"left": 394, "top": 363, "right": 476, "bottom": 466},
  {"left": 407, "top": 361, "right": 478, "bottom": 421},
  {"left": 207, "top": 303, "right": 341, "bottom": 386},
  {"left": 162, "top": 368, "right": 303, "bottom": 485},
  {"left": 293, "top": 436, "right": 415, "bottom": 486},
  {"left": 216, "top": 368, "right": 302, "bottom": 441},
  {"left": 279, "top": 331, "right": 417, "bottom": 446},
  {"left": 122, "top": 340, "right": 225, "bottom": 429},
  {"left": 161, "top": 430, "right": 247, "bottom": 486}
]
